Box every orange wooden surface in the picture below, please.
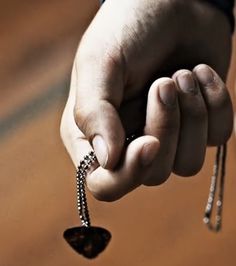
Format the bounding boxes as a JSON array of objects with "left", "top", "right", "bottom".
[{"left": 0, "top": 2, "right": 236, "bottom": 266}]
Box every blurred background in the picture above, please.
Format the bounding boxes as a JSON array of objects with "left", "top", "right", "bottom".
[{"left": 0, "top": 1, "right": 236, "bottom": 265}]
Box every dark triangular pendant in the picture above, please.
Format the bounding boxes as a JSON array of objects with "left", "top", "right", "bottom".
[
  {"left": 64, "top": 226, "right": 111, "bottom": 259},
  {"left": 64, "top": 151, "right": 111, "bottom": 259}
]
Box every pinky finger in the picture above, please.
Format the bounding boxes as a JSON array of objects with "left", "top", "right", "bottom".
[{"left": 193, "top": 64, "right": 233, "bottom": 146}]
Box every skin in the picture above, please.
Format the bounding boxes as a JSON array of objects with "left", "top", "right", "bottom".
[{"left": 60, "top": 0, "right": 233, "bottom": 201}]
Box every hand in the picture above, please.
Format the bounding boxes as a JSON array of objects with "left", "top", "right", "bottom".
[{"left": 60, "top": 0, "right": 233, "bottom": 201}]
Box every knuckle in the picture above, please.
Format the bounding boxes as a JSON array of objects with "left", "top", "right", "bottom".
[{"left": 76, "top": 38, "right": 123, "bottom": 73}]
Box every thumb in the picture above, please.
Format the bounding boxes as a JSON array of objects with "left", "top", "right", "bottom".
[{"left": 73, "top": 52, "right": 125, "bottom": 169}]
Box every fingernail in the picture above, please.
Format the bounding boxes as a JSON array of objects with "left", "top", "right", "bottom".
[
  {"left": 177, "top": 71, "right": 197, "bottom": 94},
  {"left": 158, "top": 81, "right": 177, "bottom": 106},
  {"left": 92, "top": 135, "right": 108, "bottom": 168},
  {"left": 140, "top": 142, "right": 159, "bottom": 167},
  {"left": 195, "top": 65, "right": 214, "bottom": 85}
]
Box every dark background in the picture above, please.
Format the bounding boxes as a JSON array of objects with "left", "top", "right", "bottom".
[{"left": 0, "top": 1, "right": 236, "bottom": 265}]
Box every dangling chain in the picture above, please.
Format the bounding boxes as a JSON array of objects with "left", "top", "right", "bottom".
[
  {"left": 76, "top": 151, "right": 97, "bottom": 227},
  {"left": 203, "top": 144, "right": 227, "bottom": 232},
  {"left": 75, "top": 130, "right": 143, "bottom": 228},
  {"left": 76, "top": 143, "right": 227, "bottom": 231}
]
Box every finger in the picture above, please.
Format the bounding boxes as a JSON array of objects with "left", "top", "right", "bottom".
[
  {"left": 143, "top": 78, "right": 180, "bottom": 185},
  {"left": 193, "top": 64, "right": 233, "bottom": 146},
  {"left": 60, "top": 70, "right": 96, "bottom": 167},
  {"left": 61, "top": 82, "right": 160, "bottom": 202},
  {"left": 62, "top": 96, "right": 160, "bottom": 202},
  {"left": 86, "top": 136, "right": 160, "bottom": 202},
  {"left": 73, "top": 47, "right": 126, "bottom": 170},
  {"left": 173, "top": 70, "right": 208, "bottom": 176}
]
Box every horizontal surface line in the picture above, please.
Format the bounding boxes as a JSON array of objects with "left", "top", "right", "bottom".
[{"left": 0, "top": 80, "right": 69, "bottom": 141}]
